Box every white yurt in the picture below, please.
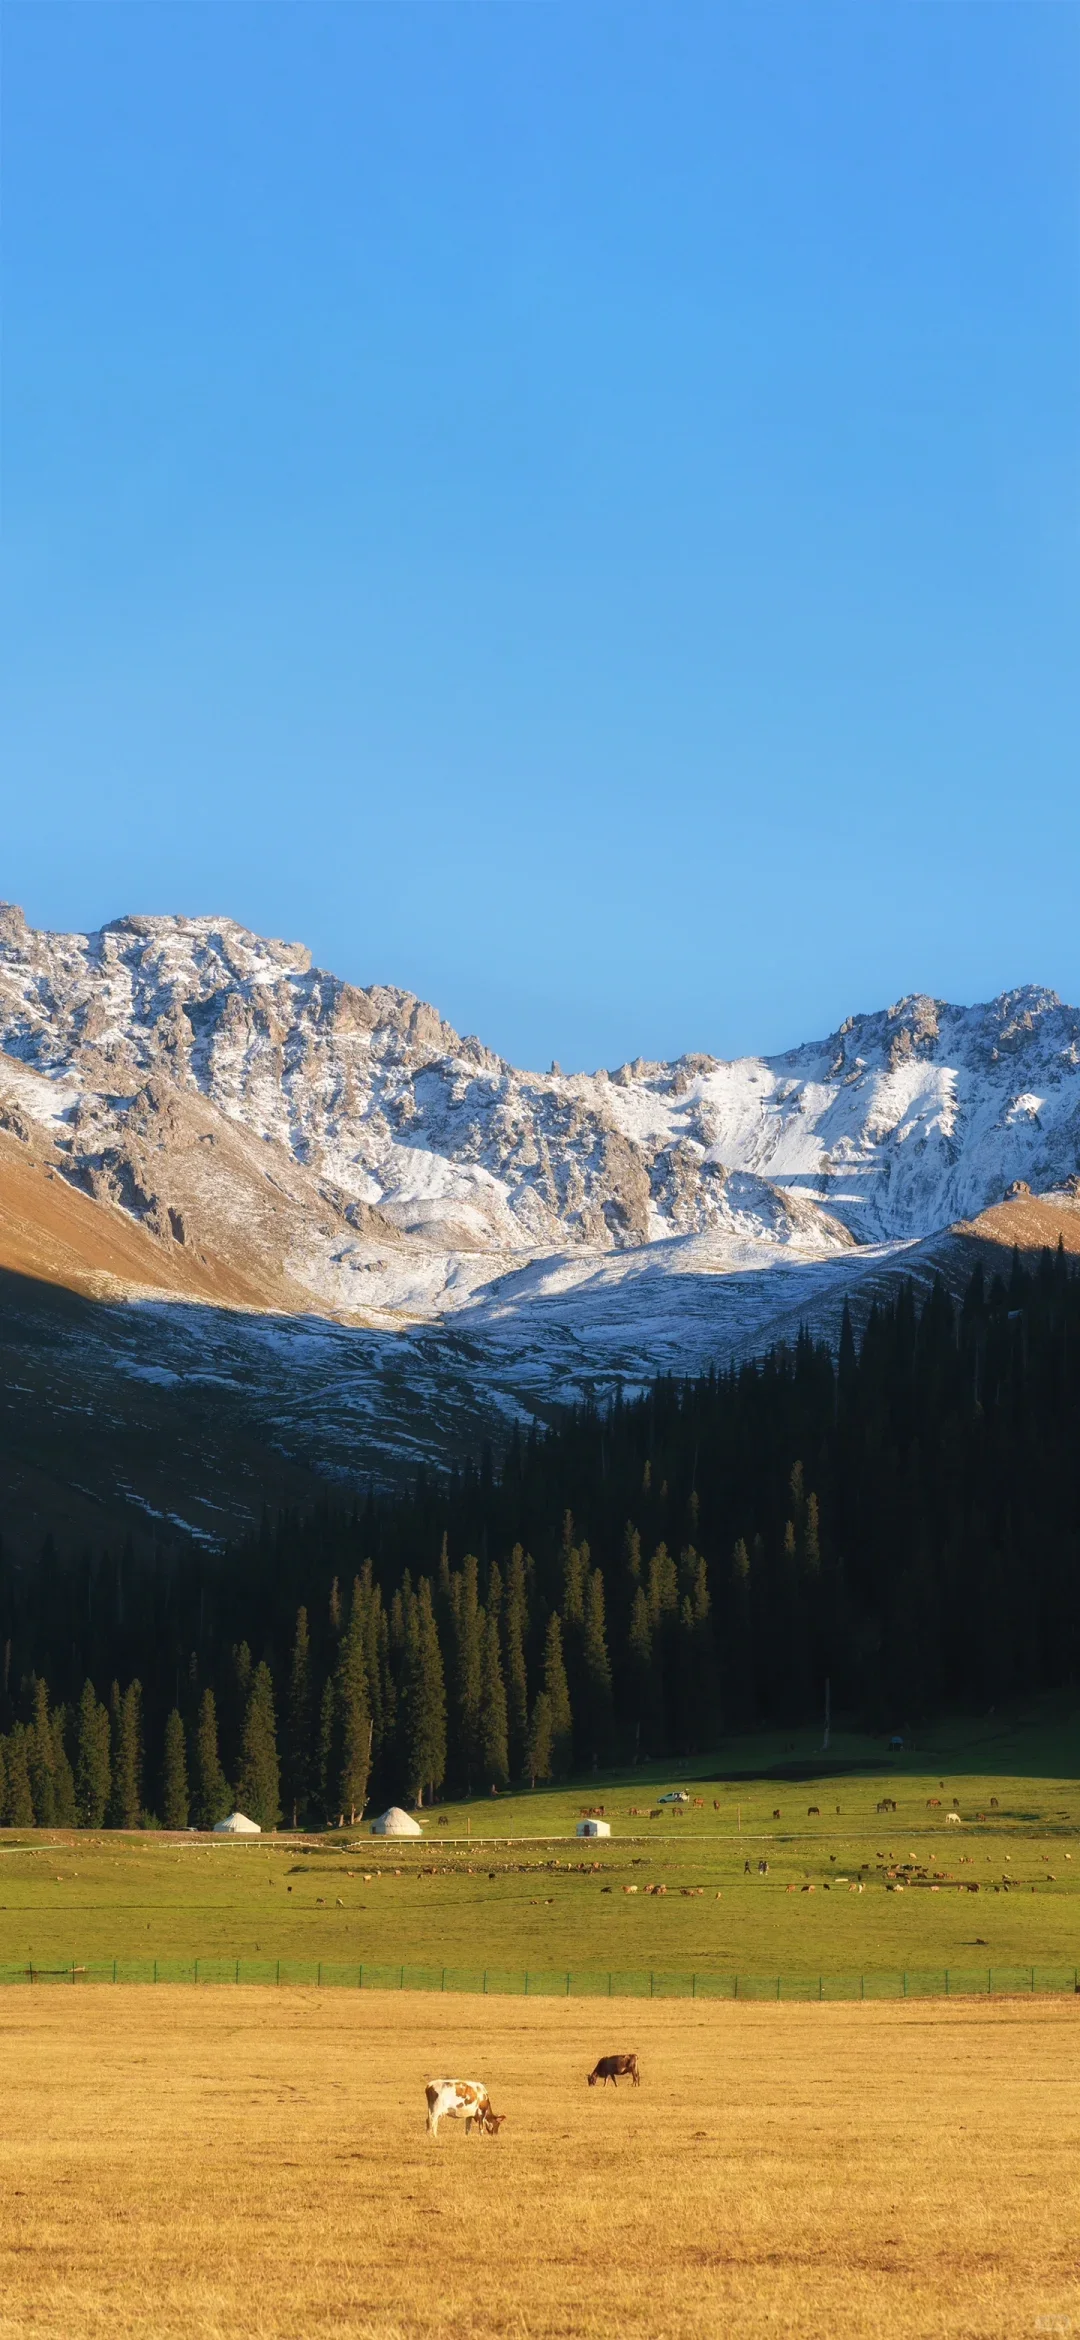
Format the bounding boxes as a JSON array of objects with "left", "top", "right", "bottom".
[
  {"left": 213, "top": 1811, "right": 261, "bottom": 1835},
  {"left": 371, "top": 1806, "right": 423, "bottom": 1837},
  {"left": 576, "top": 1817, "right": 611, "bottom": 1838}
]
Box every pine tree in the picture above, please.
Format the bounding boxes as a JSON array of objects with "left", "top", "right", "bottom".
[
  {"left": 582, "top": 1568, "right": 614, "bottom": 1766},
  {"left": 75, "top": 1682, "right": 111, "bottom": 1827},
  {"left": 5, "top": 1727, "right": 33, "bottom": 1826},
  {"left": 525, "top": 1691, "right": 554, "bottom": 1787},
  {"left": 542, "top": 1614, "right": 573, "bottom": 1778},
  {"left": 50, "top": 1706, "right": 77, "bottom": 1827},
  {"left": 193, "top": 1689, "right": 230, "bottom": 1829},
  {"left": 478, "top": 1610, "right": 509, "bottom": 1788},
  {"left": 27, "top": 1677, "right": 57, "bottom": 1826},
  {"left": 337, "top": 1585, "right": 372, "bottom": 1824},
  {"left": 626, "top": 1585, "right": 658, "bottom": 1756},
  {"left": 285, "top": 1607, "right": 312, "bottom": 1827},
  {"left": 450, "top": 1555, "right": 483, "bottom": 1793},
  {"left": 401, "top": 1579, "right": 447, "bottom": 1805},
  {"left": 502, "top": 1546, "right": 530, "bottom": 1777},
  {"left": 106, "top": 1680, "right": 142, "bottom": 1828},
  {"left": 316, "top": 1676, "right": 336, "bottom": 1821},
  {"left": 162, "top": 1709, "right": 189, "bottom": 1829},
  {"left": 236, "top": 1662, "right": 281, "bottom": 1830}
]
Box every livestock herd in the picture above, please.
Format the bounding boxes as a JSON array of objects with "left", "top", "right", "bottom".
[{"left": 425, "top": 2052, "right": 640, "bottom": 2137}]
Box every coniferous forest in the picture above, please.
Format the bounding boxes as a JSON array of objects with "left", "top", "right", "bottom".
[{"left": 0, "top": 1247, "right": 1078, "bottom": 1829}]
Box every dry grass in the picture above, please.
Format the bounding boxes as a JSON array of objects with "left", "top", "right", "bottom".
[{"left": 0, "top": 1988, "right": 1077, "bottom": 2339}]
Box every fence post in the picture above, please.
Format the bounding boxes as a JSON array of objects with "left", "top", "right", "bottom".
[
  {"left": 1031, "top": 1967, "right": 1035, "bottom": 1993},
  {"left": 608, "top": 1972, "right": 612, "bottom": 1996},
  {"left": 733, "top": 1974, "right": 738, "bottom": 2000},
  {"left": 443, "top": 1968, "right": 447, "bottom": 1993},
  {"left": 776, "top": 1976, "right": 780, "bottom": 2001},
  {"left": 903, "top": 1972, "right": 907, "bottom": 1997},
  {"left": 318, "top": 1963, "right": 322, "bottom": 1988},
  {"left": 818, "top": 1975, "right": 822, "bottom": 2001},
  {"left": 400, "top": 1966, "right": 405, "bottom": 1990},
  {"left": 566, "top": 1972, "right": 570, "bottom": 1997},
  {"left": 650, "top": 1971, "right": 655, "bottom": 1999},
  {"left": 483, "top": 1970, "right": 488, "bottom": 1995},
  {"left": 860, "top": 1974, "right": 865, "bottom": 2001},
  {"left": 276, "top": 1962, "right": 280, "bottom": 1986},
  {"left": 235, "top": 1960, "right": 240, "bottom": 1985},
  {"left": 945, "top": 1970, "right": 949, "bottom": 1997},
  {"left": 153, "top": 1961, "right": 157, "bottom": 1984}
]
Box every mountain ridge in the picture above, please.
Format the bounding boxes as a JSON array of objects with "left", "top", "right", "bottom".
[
  {"left": 2, "top": 904, "right": 1079, "bottom": 1331},
  {"left": 1, "top": 903, "right": 1079, "bottom": 1555}
]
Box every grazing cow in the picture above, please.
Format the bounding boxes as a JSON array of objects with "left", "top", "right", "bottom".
[
  {"left": 807, "top": 1806, "right": 820, "bottom": 1817},
  {"left": 588, "top": 2053, "right": 640, "bottom": 2088},
  {"left": 425, "top": 2080, "right": 503, "bottom": 2138}
]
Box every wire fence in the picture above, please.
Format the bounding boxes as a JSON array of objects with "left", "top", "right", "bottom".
[{"left": 3, "top": 1958, "right": 1078, "bottom": 2000}]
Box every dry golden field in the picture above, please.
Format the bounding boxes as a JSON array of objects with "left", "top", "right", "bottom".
[{"left": 0, "top": 1988, "right": 1077, "bottom": 2340}]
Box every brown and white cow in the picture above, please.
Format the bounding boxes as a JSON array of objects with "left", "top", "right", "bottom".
[
  {"left": 425, "top": 2079, "right": 504, "bottom": 2137},
  {"left": 587, "top": 2053, "right": 640, "bottom": 2088}
]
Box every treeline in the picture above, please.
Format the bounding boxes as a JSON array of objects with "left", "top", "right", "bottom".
[{"left": 1, "top": 1245, "right": 1078, "bottom": 1826}]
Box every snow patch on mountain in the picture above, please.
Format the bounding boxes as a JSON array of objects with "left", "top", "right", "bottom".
[{"left": 0, "top": 907, "right": 1078, "bottom": 1343}]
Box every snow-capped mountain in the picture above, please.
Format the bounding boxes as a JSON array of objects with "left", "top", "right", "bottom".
[
  {"left": 2, "top": 903, "right": 1079, "bottom": 1552},
  {"left": 2, "top": 903, "right": 1079, "bottom": 1331}
]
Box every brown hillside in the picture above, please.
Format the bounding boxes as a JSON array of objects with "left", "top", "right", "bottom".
[
  {"left": 0, "top": 1132, "right": 284, "bottom": 1309},
  {"left": 952, "top": 1188, "right": 1080, "bottom": 1256}
]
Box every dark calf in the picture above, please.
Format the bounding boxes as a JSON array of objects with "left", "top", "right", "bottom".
[{"left": 588, "top": 2053, "right": 640, "bottom": 2088}]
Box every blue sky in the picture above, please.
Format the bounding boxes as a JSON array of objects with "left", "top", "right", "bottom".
[{"left": 2, "top": 2, "right": 1077, "bottom": 1072}]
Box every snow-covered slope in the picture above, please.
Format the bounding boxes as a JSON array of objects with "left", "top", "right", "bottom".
[
  {"left": 2, "top": 904, "right": 1079, "bottom": 1331},
  {"left": 3, "top": 902, "right": 1080, "bottom": 1550}
]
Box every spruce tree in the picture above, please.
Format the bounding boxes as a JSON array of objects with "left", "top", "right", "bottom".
[
  {"left": 50, "top": 1707, "right": 77, "bottom": 1828},
  {"left": 316, "top": 1676, "right": 336, "bottom": 1821},
  {"left": 525, "top": 1690, "right": 554, "bottom": 1787},
  {"left": 337, "top": 1579, "right": 372, "bottom": 1823},
  {"left": 75, "top": 1682, "right": 111, "bottom": 1827},
  {"left": 582, "top": 1568, "right": 614, "bottom": 1766},
  {"left": 627, "top": 1585, "right": 658, "bottom": 1757},
  {"left": 162, "top": 1709, "right": 190, "bottom": 1829},
  {"left": 193, "top": 1688, "right": 230, "bottom": 1829},
  {"left": 236, "top": 1662, "right": 281, "bottom": 1830},
  {"left": 27, "top": 1678, "right": 57, "bottom": 1826},
  {"left": 286, "top": 1607, "right": 312, "bottom": 1827},
  {"left": 478, "top": 1610, "right": 509, "bottom": 1789},
  {"left": 542, "top": 1614, "right": 573, "bottom": 1778},
  {"left": 5, "top": 1727, "right": 34, "bottom": 1826},
  {"left": 502, "top": 1546, "right": 530, "bottom": 1777},
  {"left": 450, "top": 1556, "right": 483, "bottom": 1792},
  {"left": 108, "top": 1681, "right": 143, "bottom": 1828},
  {"left": 401, "top": 1579, "right": 447, "bottom": 1806}
]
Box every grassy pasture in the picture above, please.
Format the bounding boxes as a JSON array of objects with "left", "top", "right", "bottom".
[
  {"left": 0, "top": 1717, "right": 1077, "bottom": 1982},
  {"left": 0, "top": 1985, "right": 1077, "bottom": 2338}
]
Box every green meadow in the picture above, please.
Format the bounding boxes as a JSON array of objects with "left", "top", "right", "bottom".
[{"left": 1, "top": 1710, "right": 1078, "bottom": 1985}]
